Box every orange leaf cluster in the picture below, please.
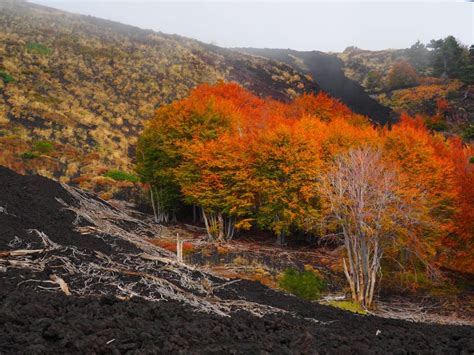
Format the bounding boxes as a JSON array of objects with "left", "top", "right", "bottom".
[{"left": 139, "top": 82, "right": 473, "bottom": 272}]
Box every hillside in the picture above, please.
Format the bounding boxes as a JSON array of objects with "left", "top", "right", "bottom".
[
  {"left": 0, "top": 0, "right": 318, "bottom": 186},
  {"left": 338, "top": 46, "right": 473, "bottom": 137},
  {"left": 237, "top": 45, "right": 473, "bottom": 138},
  {"left": 235, "top": 48, "right": 393, "bottom": 125}
]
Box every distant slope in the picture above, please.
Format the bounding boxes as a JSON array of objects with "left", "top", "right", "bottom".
[
  {"left": 337, "top": 47, "right": 408, "bottom": 85},
  {"left": 236, "top": 48, "right": 393, "bottom": 125},
  {"left": 0, "top": 0, "right": 318, "bottom": 184},
  {"left": 338, "top": 47, "right": 473, "bottom": 137}
]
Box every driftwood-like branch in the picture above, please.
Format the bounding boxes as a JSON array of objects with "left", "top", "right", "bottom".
[
  {"left": 0, "top": 249, "right": 44, "bottom": 257},
  {"left": 50, "top": 274, "right": 71, "bottom": 296},
  {"left": 0, "top": 186, "right": 299, "bottom": 319}
]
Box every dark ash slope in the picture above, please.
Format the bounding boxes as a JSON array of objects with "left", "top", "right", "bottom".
[
  {"left": 0, "top": 167, "right": 472, "bottom": 354},
  {"left": 236, "top": 48, "right": 394, "bottom": 125}
]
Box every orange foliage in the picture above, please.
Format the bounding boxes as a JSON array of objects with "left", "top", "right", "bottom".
[
  {"left": 442, "top": 138, "right": 474, "bottom": 271},
  {"left": 390, "top": 80, "right": 462, "bottom": 115},
  {"left": 436, "top": 98, "right": 449, "bottom": 112},
  {"left": 139, "top": 82, "right": 473, "bottom": 272},
  {"left": 385, "top": 114, "right": 474, "bottom": 272},
  {"left": 149, "top": 239, "right": 194, "bottom": 255}
]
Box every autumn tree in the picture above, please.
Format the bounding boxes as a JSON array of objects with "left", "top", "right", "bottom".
[
  {"left": 318, "top": 148, "right": 422, "bottom": 308},
  {"left": 439, "top": 137, "right": 474, "bottom": 272},
  {"left": 136, "top": 83, "right": 241, "bottom": 222},
  {"left": 386, "top": 60, "right": 419, "bottom": 90},
  {"left": 250, "top": 119, "right": 323, "bottom": 244},
  {"left": 383, "top": 114, "right": 464, "bottom": 272},
  {"left": 176, "top": 133, "right": 255, "bottom": 241}
]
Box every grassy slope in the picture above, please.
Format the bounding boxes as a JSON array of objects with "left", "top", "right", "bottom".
[
  {"left": 0, "top": 0, "right": 319, "bottom": 186},
  {"left": 338, "top": 47, "right": 473, "bottom": 137}
]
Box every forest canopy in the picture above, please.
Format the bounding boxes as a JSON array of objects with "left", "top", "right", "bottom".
[{"left": 137, "top": 83, "right": 474, "bottom": 284}]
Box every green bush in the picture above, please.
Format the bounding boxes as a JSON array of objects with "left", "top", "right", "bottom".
[
  {"left": 20, "top": 151, "right": 39, "bottom": 160},
  {"left": 26, "top": 42, "right": 52, "bottom": 56},
  {"left": 32, "top": 140, "right": 54, "bottom": 154},
  {"left": 0, "top": 70, "right": 15, "bottom": 84},
  {"left": 278, "top": 268, "right": 325, "bottom": 300},
  {"left": 469, "top": 156, "right": 474, "bottom": 164},
  {"left": 462, "top": 125, "right": 474, "bottom": 140},
  {"left": 103, "top": 170, "right": 139, "bottom": 183},
  {"left": 426, "top": 119, "right": 448, "bottom": 132}
]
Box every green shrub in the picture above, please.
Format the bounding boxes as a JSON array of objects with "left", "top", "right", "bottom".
[
  {"left": 469, "top": 157, "right": 474, "bottom": 164},
  {"left": 20, "top": 151, "right": 39, "bottom": 160},
  {"left": 0, "top": 70, "right": 15, "bottom": 84},
  {"left": 278, "top": 268, "right": 325, "bottom": 300},
  {"left": 462, "top": 125, "right": 474, "bottom": 140},
  {"left": 103, "top": 170, "right": 139, "bottom": 183},
  {"left": 26, "top": 42, "right": 52, "bottom": 56},
  {"left": 32, "top": 140, "right": 54, "bottom": 154},
  {"left": 426, "top": 118, "right": 448, "bottom": 132}
]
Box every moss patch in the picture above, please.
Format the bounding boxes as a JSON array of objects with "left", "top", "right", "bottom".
[
  {"left": 26, "top": 42, "right": 52, "bottom": 56},
  {"left": 326, "top": 300, "right": 368, "bottom": 315},
  {"left": 33, "top": 140, "right": 54, "bottom": 154},
  {"left": 0, "top": 70, "right": 15, "bottom": 84},
  {"left": 103, "top": 170, "right": 139, "bottom": 183}
]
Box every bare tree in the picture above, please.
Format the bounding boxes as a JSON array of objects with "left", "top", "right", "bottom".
[{"left": 318, "top": 147, "right": 406, "bottom": 309}]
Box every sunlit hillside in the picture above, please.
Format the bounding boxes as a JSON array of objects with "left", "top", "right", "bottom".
[{"left": 0, "top": 0, "right": 318, "bottom": 187}]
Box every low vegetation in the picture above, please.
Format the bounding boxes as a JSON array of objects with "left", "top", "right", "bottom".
[
  {"left": 326, "top": 300, "right": 368, "bottom": 315},
  {"left": 25, "top": 42, "right": 52, "bottom": 56},
  {"left": 103, "top": 170, "right": 139, "bottom": 183},
  {"left": 278, "top": 268, "right": 326, "bottom": 301},
  {"left": 32, "top": 140, "right": 54, "bottom": 154},
  {"left": 0, "top": 69, "right": 14, "bottom": 83},
  {"left": 339, "top": 37, "right": 473, "bottom": 137}
]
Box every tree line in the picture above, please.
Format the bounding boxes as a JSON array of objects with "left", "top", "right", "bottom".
[{"left": 136, "top": 82, "right": 474, "bottom": 307}]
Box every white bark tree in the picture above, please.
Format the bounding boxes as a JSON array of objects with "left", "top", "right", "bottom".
[
  {"left": 318, "top": 147, "right": 406, "bottom": 309},
  {"left": 201, "top": 208, "right": 236, "bottom": 242}
]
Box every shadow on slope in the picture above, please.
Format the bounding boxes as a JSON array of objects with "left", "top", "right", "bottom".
[{"left": 237, "top": 48, "right": 394, "bottom": 125}]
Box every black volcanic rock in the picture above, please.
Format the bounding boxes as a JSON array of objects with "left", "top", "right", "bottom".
[{"left": 0, "top": 166, "right": 473, "bottom": 353}]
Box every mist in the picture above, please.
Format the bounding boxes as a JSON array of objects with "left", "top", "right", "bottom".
[{"left": 30, "top": 0, "right": 473, "bottom": 52}]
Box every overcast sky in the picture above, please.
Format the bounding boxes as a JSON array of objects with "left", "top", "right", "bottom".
[{"left": 31, "top": 1, "right": 473, "bottom": 52}]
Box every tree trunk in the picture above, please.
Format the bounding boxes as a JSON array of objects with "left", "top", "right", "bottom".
[
  {"left": 201, "top": 208, "right": 212, "bottom": 240},
  {"left": 275, "top": 230, "right": 286, "bottom": 246},
  {"left": 149, "top": 187, "right": 158, "bottom": 223},
  {"left": 217, "top": 212, "right": 225, "bottom": 242}
]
